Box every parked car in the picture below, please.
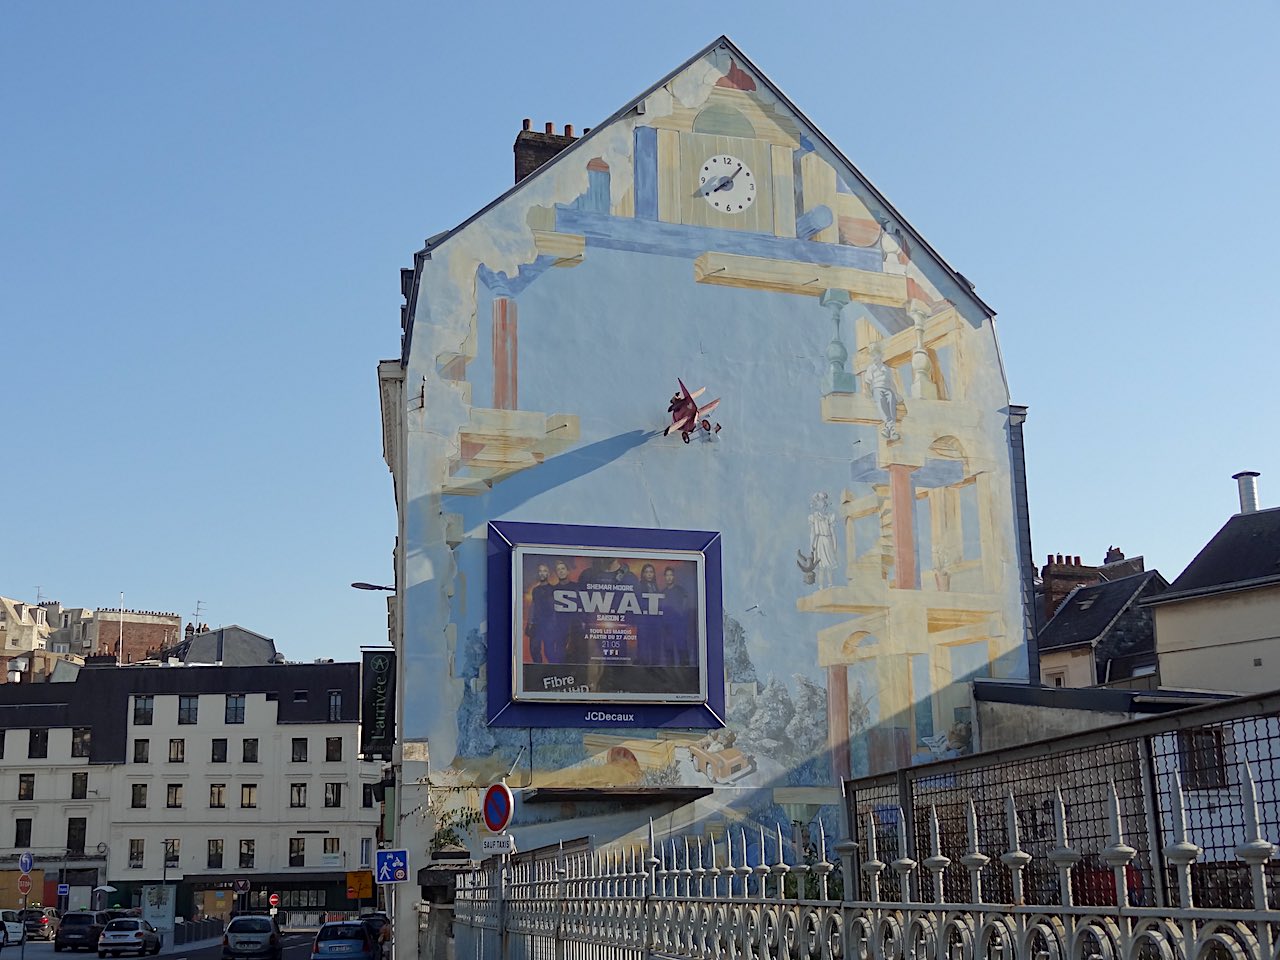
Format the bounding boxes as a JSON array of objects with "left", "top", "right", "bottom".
[
  {"left": 222, "top": 914, "right": 282, "bottom": 960},
  {"left": 21, "top": 908, "right": 59, "bottom": 941},
  {"left": 356, "top": 913, "right": 388, "bottom": 940},
  {"left": 1, "top": 910, "right": 26, "bottom": 947},
  {"left": 55, "top": 912, "right": 109, "bottom": 952},
  {"left": 310, "top": 921, "right": 376, "bottom": 960},
  {"left": 97, "top": 918, "right": 161, "bottom": 958}
]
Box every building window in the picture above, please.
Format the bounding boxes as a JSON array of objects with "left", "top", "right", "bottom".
[
  {"left": 225, "top": 694, "right": 246, "bottom": 724},
  {"left": 131, "top": 783, "right": 148, "bottom": 808},
  {"left": 1178, "top": 728, "right": 1228, "bottom": 790},
  {"left": 129, "top": 839, "right": 144, "bottom": 868},
  {"left": 18, "top": 774, "right": 34, "bottom": 801},
  {"left": 134, "top": 696, "right": 154, "bottom": 726},
  {"left": 292, "top": 738, "right": 308, "bottom": 762},
  {"left": 178, "top": 695, "right": 199, "bottom": 725},
  {"left": 207, "top": 839, "right": 223, "bottom": 869},
  {"left": 328, "top": 691, "right": 342, "bottom": 721},
  {"left": 242, "top": 738, "right": 258, "bottom": 763},
  {"left": 241, "top": 784, "right": 257, "bottom": 808},
  {"left": 323, "top": 837, "right": 340, "bottom": 855},
  {"left": 211, "top": 738, "right": 227, "bottom": 763},
  {"left": 164, "top": 838, "right": 180, "bottom": 868},
  {"left": 326, "top": 737, "right": 342, "bottom": 762},
  {"left": 293, "top": 691, "right": 308, "bottom": 703},
  {"left": 289, "top": 838, "right": 305, "bottom": 868},
  {"left": 290, "top": 783, "right": 307, "bottom": 808},
  {"left": 71, "top": 772, "right": 88, "bottom": 800},
  {"left": 67, "top": 818, "right": 87, "bottom": 855},
  {"left": 362, "top": 784, "right": 376, "bottom": 809},
  {"left": 14, "top": 819, "right": 31, "bottom": 847},
  {"left": 324, "top": 783, "right": 343, "bottom": 808},
  {"left": 359, "top": 838, "right": 372, "bottom": 867},
  {"left": 166, "top": 784, "right": 184, "bottom": 808},
  {"left": 168, "top": 739, "right": 185, "bottom": 763},
  {"left": 71, "top": 727, "right": 91, "bottom": 758},
  {"left": 133, "top": 739, "right": 150, "bottom": 763},
  {"left": 239, "top": 840, "right": 255, "bottom": 869},
  {"left": 28, "top": 728, "right": 48, "bottom": 759},
  {"left": 210, "top": 783, "right": 226, "bottom": 808}
]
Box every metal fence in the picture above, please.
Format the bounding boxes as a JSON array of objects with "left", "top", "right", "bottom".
[{"left": 454, "top": 690, "right": 1280, "bottom": 959}]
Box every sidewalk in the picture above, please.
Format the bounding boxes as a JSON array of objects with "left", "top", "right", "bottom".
[{"left": 158, "top": 935, "right": 224, "bottom": 957}]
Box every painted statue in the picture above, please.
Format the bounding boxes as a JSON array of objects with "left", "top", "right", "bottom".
[
  {"left": 864, "top": 341, "right": 902, "bottom": 441},
  {"left": 807, "top": 492, "right": 838, "bottom": 590}
]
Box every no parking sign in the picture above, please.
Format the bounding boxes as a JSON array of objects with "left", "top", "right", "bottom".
[{"left": 482, "top": 781, "right": 514, "bottom": 833}]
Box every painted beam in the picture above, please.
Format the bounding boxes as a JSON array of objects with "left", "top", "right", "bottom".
[{"left": 693, "top": 251, "right": 908, "bottom": 303}]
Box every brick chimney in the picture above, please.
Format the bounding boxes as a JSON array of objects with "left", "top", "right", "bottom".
[
  {"left": 1040, "top": 552, "right": 1102, "bottom": 622},
  {"left": 514, "top": 119, "right": 579, "bottom": 184}
]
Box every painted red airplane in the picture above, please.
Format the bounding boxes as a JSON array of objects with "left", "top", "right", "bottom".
[{"left": 664, "top": 378, "right": 722, "bottom": 443}]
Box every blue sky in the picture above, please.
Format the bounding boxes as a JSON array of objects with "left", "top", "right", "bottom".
[{"left": 4, "top": 2, "right": 1277, "bottom": 663}]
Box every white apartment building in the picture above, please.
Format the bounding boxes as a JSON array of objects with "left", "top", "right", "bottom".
[{"left": 0, "top": 662, "right": 383, "bottom": 921}]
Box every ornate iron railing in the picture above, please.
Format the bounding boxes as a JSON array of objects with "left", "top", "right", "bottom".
[{"left": 454, "top": 694, "right": 1280, "bottom": 959}]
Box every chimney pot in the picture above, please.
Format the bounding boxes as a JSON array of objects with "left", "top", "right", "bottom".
[
  {"left": 565, "top": 124, "right": 574, "bottom": 137},
  {"left": 1233, "top": 471, "right": 1261, "bottom": 514},
  {"left": 1074, "top": 556, "right": 1081, "bottom": 566},
  {"left": 522, "top": 118, "right": 531, "bottom": 131},
  {"left": 1056, "top": 554, "right": 1063, "bottom": 565},
  {"left": 545, "top": 122, "right": 553, "bottom": 134}
]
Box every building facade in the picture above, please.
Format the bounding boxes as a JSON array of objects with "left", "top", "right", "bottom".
[
  {"left": 379, "top": 38, "right": 1037, "bottom": 926},
  {"left": 0, "top": 663, "right": 382, "bottom": 920}
]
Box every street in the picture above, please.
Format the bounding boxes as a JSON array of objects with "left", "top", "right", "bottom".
[{"left": 3, "top": 933, "right": 317, "bottom": 960}]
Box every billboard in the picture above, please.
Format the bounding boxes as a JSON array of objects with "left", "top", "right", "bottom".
[
  {"left": 513, "top": 545, "right": 706, "bottom": 703},
  {"left": 487, "top": 521, "right": 724, "bottom": 728},
  {"left": 360, "top": 649, "right": 397, "bottom": 759}
]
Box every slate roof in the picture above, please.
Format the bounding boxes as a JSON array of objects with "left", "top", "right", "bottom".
[
  {"left": 164, "top": 625, "right": 278, "bottom": 666},
  {"left": 1039, "top": 571, "right": 1166, "bottom": 652},
  {"left": 1149, "top": 507, "right": 1280, "bottom": 604}
]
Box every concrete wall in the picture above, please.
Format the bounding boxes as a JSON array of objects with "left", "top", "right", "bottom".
[
  {"left": 975, "top": 699, "right": 1131, "bottom": 752},
  {"left": 1155, "top": 584, "right": 1280, "bottom": 693},
  {"left": 393, "top": 43, "right": 1032, "bottom": 857}
]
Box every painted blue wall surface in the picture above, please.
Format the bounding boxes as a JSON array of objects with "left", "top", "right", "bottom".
[{"left": 392, "top": 39, "right": 1030, "bottom": 855}]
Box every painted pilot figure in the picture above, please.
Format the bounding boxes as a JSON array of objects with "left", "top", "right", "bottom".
[{"left": 525, "top": 563, "right": 556, "bottom": 663}]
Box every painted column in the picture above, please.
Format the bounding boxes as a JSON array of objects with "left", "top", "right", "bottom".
[
  {"left": 826, "top": 663, "right": 850, "bottom": 781},
  {"left": 888, "top": 464, "right": 918, "bottom": 589},
  {"left": 492, "top": 297, "right": 518, "bottom": 409}
]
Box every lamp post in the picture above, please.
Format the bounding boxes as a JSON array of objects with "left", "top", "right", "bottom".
[{"left": 350, "top": 583, "right": 394, "bottom": 592}]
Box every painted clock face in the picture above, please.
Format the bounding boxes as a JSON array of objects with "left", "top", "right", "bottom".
[{"left": 698, "top": 154, "right": 756, "bottom": 214}]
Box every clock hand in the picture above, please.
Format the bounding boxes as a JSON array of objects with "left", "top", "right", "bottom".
[{"left": 712, "top": 165, "right": 743, "bottom": 192}]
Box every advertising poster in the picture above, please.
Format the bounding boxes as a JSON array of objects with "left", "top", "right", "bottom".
[
  {"left": 359, "top": 650, "right": 397, "bottom": 759},
  {"left": 512, "top": 544, "right": 707, "bottom": 703}
]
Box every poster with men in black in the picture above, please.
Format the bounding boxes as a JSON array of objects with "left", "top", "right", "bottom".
[{"left": 513, "top": 545, "right": 706, "bottom": 703}]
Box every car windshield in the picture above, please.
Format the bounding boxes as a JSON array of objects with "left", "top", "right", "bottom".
[
  {"left": 19, "top": 911, "right": 45, "bottom": 920},
  {"left": 105, "top": 921, "right": 139, "bottom": 931},
  {"left": 229, "top": 918, "right": 273, "bottom": 933},
  {"left": 62, "top": 915, "right": 94, "bottom": 926},
  {"left": 317, "top": 925, "right": 365, "bottom": 942}
]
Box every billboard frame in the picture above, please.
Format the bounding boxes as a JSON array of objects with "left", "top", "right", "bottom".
[{"left": 486, "top": 521, "right": 725, "bottom": 729}]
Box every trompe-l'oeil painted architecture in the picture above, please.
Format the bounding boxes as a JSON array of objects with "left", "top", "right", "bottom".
[{"left": 378, "top": 37, "right": 1036, "bottom": 863}]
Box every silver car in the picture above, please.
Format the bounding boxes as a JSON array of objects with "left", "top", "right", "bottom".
[{"left": 97, "top": 919, "right": 161, "bottom": 958}]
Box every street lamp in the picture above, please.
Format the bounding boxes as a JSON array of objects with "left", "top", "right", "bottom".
[{"left": 350, "top": 583, "right": 395, "bottom": 592}]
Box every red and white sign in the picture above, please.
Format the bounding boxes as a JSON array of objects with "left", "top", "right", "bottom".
[
  {"left": 482, "top": 781, "right": 514, "bottom": 833},
  {"left": 17, "top": 875, "right": 32, "bottom": 896},
  {"left": 268, "top": 894, "right": 280, "bottom": 908}
]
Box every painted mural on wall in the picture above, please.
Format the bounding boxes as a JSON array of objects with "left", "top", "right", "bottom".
[{"left": 398, "top": 39, "right": 1030, "bottom": 846}]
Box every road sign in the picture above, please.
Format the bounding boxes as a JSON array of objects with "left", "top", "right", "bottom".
[
  {"left": 346, "top": 886, "right": 356, "bottom": 899},
  {"left": 18, "top": 852, "right": 33, "bottom": 874},
  {"left": 57, "top": 883, "right": 70, "bottom": 896},
  {"left": 480, "top": 834, "right": 515, "bottom": 855},
  {"left": 482, "top": 782, "right": 514, "bottom": 833},
  {"left": 345, "top": 871, "right": 373, "bottom": 899},
  {"left": 17, "top": 875, "right": 32, "bottom": 896},
  {"left": 233, "top": 879, "right": 250, "bottom": 894},
  {"left": 268, "top": 894, "right": 280, "bottom": 908},
  {"left": 374, "top": 849, "right": 410, "bottom": 884}
]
